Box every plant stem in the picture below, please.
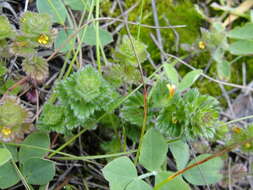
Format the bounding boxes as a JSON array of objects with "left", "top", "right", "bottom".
[
  {"left": 137, "top": 0, "right": 145, "bottom": 40},
  {"left": 95, "top": 0, "right": 101, "bottom": 73},
  {"left": 154, "top": 136, "right": 253, "bottom": 190}
]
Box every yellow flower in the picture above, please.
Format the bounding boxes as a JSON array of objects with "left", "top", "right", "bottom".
[
  {"left": 232, "top": 127, "right": 242, "bottom": 134},
  {"left": 167, "top": 84, "right": 176, "bottom": 98},
  {"left": 1, "top": 127, "right": 12, "bottom": 136},
  {"left": 244, "top": 143, "right": 251, "bottom": 149},
  {"left": 37, "top": 34, "right": 49, "bottom": 45},
  {"left": 198, "top": 41, "right": 206, "bottom": 50}
]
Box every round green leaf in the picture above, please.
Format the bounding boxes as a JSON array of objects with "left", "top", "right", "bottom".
[
  {"left": 139, "top": 128, "right": 168, "bottom": 171},
  {"left": 0, "top": 148, "right": 12, "bottom": 166},
  {"left": 23, "top": 158, "right": 55, "bottom": 185},
  {"left": 102, "top": 157, "right": 137, "bottom": 190},
  {"left": 178, "top": 69, "right": 202, "bottom": 91},
  {"left": 155, "top": 171, "right": 191, "bottom": 190},
  {"left": 54, "top": 29, "right": 75, "bottom": 52},
  {"left": 19, "top": 132, "right": 50, "bottom": 163},
  {"left": 183, "top": 154, "right": 223, "bottom": 185},
  {"left": 228, "top": 40, "right": 253, "bottom": 55},
  {"left": 228, "top": 23, "right": 253, "bottom": 40},
  {"left": 0, "top": 161, "right": 20, "bottom": 189},
  {"left": 36, "top": 0, "right": 68, "bottom": 24},
  {"left": 0, "top": 144, "right": 18, "bottom": 162},
  {"left": 63, "top": 0, "right": 89, "bottom": 10},
  {"left": 82, "top": 25, "right": 113, "bottom": 46},
  {"left": 126, "top": 179, "right": 152, "bottom": 190},
  {"left": 217, "top": 60, "right": 231, "bottom": 81},
  {"left": 169, "top": 141, "right": 190, "bottom": 170}
]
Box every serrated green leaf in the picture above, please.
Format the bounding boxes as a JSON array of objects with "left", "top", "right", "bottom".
[
  {"left": 0, "top": 16, "right": 15, "bottom": 40},
  {"left": 155, "top": 171, "right": 191, "bottom": 190},
  {"left": 178, "top": 70, "right": 202, "bottom": 91},
  {"left": 217, "top": 60, "right": 231, "bottom": 81},
  {"left": 0, "top": 65, "right": 7, "bottom": 76},
  {"left": 163, "top": 63, "right": 179, "bottom": 85},
  {"left": 126, "top": 179, "right": 152, "bottom": 190},
  {"left": 120, "top": 92, "right": 145, "bottom": 126},
  {"left": 19, "top": 132, "right": 50, "bottom": 163},
  {"left": 114, "top": 35, "right": 147, "bottom": 66},
  {"left": 169, "top": 140, "right": 190, "bottom": 170},
  {"left": 228, "top": 23, "right": 253, "bottom": 40},
  {"left": 20, "top": 11, "right": 52, "bottom": 36},
  {"left": 228, "top": 40, "right": 253, "bottom": 55},
  {"left": 23, "top": 158, "right": 55, "bottom": 185},
  {"left": 0, "top": 148, "right": 12, "bottom": 166},
  {"left": 183, "top": 154, "right": 223, "bottom": 185},
  {"left": 36, "top": 0, "right": 68, "bottom": 24},
  {"left": 22, "top": 56, "right": 49, "bottom": 83},
  {"left": 0, "top": 161, "right": 20, "bottom": 189},
  {"left": 102, "top": 157, "right": 137, "bottom": 190},
  {"left": 139, "top": 128, "right": 168, "bottom": 171}
]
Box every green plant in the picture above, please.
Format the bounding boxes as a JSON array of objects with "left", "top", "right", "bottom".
[
  {"left": 102, "top": 129, "right": 224, "bottom": 190},
  {"left": 0, "top": 96, "right": 33, "bottom": 143},
  {"left": 38, "top": 66, "right": 119, "bottom": 133},
  {"left": 0, "top": 132, "right": 55, "bottom": 189},
  {"left": 0, "top": 12, "right": 54, "bottom": 83}
]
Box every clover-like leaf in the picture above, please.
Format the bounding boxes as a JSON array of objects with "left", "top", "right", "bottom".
[
  {"left": 183, "top": 154, "right": 223, "bottom": 185},
  {"left": 155, "top": 171, "right": 191, "bottom": 190},
  {"left": 139, "top": 128, "right": 168, "bottom": 171},
  {"left": 23, "top": 158, "right": 55, "bottom": 185},
  {"left": 102, "top": 157, "right": 137, "bottom": 190},
  {"left": 37, "top": 0, "right": 68, "bottom": 24},
  {"left": 0, "top": 148, "right": 12, "bottom": 166}
]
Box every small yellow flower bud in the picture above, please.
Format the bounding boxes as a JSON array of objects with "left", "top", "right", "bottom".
[
  {"left": 172, "top": 118, "right": 178, "bottom": 124},
  {"left": 244, "top": 143, "right": 251, "bottom": 149},
  {"left": 167, "top": 84, "right": 176, "bottom": 98},
  {"left": 1, "top": 127, "right": 12, "bottom": 136},
  {"left": 198, "top": 41, "right": 206, "bottom": 50},
  {"left": 232, "top": 127, "right": 242, "bottom": 134},
  {"left": 37, "top": 34, "right": 49, "bottom": 45}
]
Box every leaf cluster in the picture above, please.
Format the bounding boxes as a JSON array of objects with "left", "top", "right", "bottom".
[
  {"left": 157, "top": 89, "right": 220, "bottom": 139},
  {"left": 38, "top": 66, "right": 119, "bottom": 133}
]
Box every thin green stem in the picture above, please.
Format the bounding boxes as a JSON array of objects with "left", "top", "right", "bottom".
[
  {"left": 95, "top": 0, "right": 101, "bottom": 73},
  {"left": 53, "top": 150, "right": 137, "bottom": 161},
  {"left": 137, "top": 0, "right": 145, "bottom": 40}
]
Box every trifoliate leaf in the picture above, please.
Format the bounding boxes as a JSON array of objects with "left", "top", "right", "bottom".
[{"left": 183, "top": 154, "right": 223, "bottom": 185}]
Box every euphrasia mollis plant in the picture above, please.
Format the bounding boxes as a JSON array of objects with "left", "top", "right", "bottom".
[
  {"left": 0, "top": 11, "right": 55, "bottom": 83},
  {"left": 38, "top": 66, "right": 119, "bottom": 133},
  {"left": 0, "top": 95, "right": 33, "bottom": 142}
]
